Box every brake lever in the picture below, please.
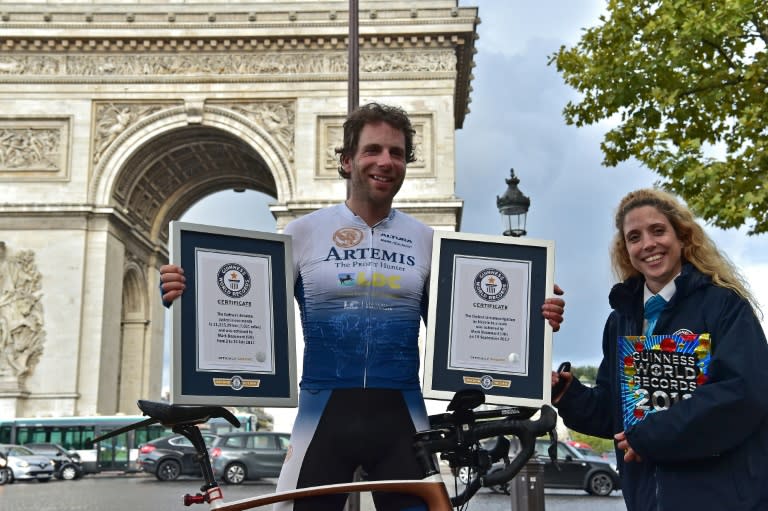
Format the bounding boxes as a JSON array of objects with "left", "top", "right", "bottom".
[
  {"left": 548, "top": 430, "right": 561, "bottom": 471},
  {"left": 551, "top": 361, "right": 571, "bottom": 400}
]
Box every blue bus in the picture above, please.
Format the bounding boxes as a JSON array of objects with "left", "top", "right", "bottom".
[{"left": 0, "top": 410, "right": 262, "bottom": 474}]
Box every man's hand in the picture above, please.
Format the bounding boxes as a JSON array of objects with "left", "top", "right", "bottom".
[
  {"left": 160, "top": 264, "right": 186, "bottom": 304},
  {"left": 542, "top": 284, "right": 565, "bottom": 332}
]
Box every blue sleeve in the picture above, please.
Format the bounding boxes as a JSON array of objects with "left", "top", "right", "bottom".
[
  {"left": 627, "top": 293, "right": 768, "bottom": 462},
  {"left": 555, "top": 317, "right": 618, "bottom": 439},
  {"left": 159, "top": 278, "right": 172, "bottom": 308}
]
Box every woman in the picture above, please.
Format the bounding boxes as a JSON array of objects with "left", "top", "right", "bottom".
[{"left": 553, "top": 188, "right": 768, "bottom": 510}]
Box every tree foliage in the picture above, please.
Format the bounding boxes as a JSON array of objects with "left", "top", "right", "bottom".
[
  {"left": 569, "top": 430, "right": 616, "bottom": 455},
  {"left": 571, "top": 364, "right": 598, "bottom": 384},
  {"left": 551, "top": 0, "right": 768, "bottom": 234}
]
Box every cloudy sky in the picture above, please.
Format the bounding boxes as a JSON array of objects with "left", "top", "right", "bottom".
[{"left": 177, "top": 0, "right": 768, "bottom": 428}]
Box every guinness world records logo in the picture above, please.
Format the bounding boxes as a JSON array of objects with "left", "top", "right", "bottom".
[
  {"left": 217, "top": 263, "right": 251, "bottom": 298},
  {"left": 474, "top": 268, "right": 509, "bottom": 301}
]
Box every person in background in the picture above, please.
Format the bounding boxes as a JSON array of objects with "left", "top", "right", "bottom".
[
  {"left": 161, "top": 102, "right": 566, "bottom": 510},
  {"left": 552, "top": 188, "right": 768, "bottom": 511}
]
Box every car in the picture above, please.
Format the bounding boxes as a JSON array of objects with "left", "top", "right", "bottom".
[
  {"left": 137, "top": 433, "right": 219, "bottom": 481},
  {"left": 24, "top": 443, "right": 84, "bottom": 480},
  {"left": 458, "top": 438, "right": 620, "bottom": 496},
  {"left": 566, "top": 440, "right": 601, "bottom": 458},
  {"left": 0, "top": 443, "right": 55, "bottom": 483},
  {"left": 0, "top": 451, "right": 11, "bottom": 485},
  {"left": 209, "top": 431, "right": 290, "bottom": 485}
]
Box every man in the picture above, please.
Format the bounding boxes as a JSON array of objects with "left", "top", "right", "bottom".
[{"left": 160, "top": 103, "right": 565, "bottom": 510}]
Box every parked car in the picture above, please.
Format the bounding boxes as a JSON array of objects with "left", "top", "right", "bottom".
[
  {"left": 458, "top": 438, "right": 620, "bottom": 496},
  {"left": 566, "top": 440, "right": 601, "bottom": 458},
  {"left": 25, "top": 443, "right": 84, "bottom": 480},
  {"left": 0, "top": 444, "right": 55, "bottom": 483},
  {"left": 0, "top": 451, "right": 11, "bottom": 485},
  {"left": 138, "top": 432, "right": 219, "bottom": 481},
  {"left": 209, "top": 431, "right": 290, "bottom": 485}
]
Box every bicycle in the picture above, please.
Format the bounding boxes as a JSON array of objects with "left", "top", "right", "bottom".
[{"left": 93, "top": 389, "right": 558, "bottom": 510}]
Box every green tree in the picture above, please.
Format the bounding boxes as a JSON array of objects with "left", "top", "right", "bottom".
[
  {"left": 571, "top": 364, "right": 598, "bottom": 384},
  {"left": 569, "top": 430, "right": 616, "bottom": 455},
  {"left": 550, "top": 0, "right": 768, "bottom": 234}
]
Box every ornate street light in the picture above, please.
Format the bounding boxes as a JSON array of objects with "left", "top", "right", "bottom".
[{"left": 496, "top": 168, "right": 530, "bottom": 237}]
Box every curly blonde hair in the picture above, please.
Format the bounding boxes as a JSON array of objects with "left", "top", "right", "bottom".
[{"left": 610, "top": 188, "right": 761, "bottom": 316}]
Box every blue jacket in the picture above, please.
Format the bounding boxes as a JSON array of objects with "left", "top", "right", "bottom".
[{"left": 556, "top": 263, "right": 768, "bottom": 511}]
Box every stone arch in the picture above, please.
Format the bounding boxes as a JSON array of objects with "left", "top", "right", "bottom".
[
  {"left": 118, "top": 262, "right": 151, "bottom": 413},
  {"left": 91, "top": 103, "right": 294, "bottom": 245}
]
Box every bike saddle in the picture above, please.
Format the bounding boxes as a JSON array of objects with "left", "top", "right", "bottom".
[{"left": 137, "top": 400, "right": 241, "bottom": 428}]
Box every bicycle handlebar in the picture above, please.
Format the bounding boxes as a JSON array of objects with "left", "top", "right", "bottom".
[
  {"left": 414, "top": 390, "right": 557, "bottom": 507},
  {"left": 112, "top": 390, "right": 556, "bottom": 509}
]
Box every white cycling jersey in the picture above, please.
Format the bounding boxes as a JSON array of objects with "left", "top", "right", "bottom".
[{"left": 284, "top": 203, "right": 433, "bottom": 390}]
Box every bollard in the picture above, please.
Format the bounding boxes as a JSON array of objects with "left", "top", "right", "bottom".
[{"left": 508, "top": 458, "right": 545, "bottom": 511}]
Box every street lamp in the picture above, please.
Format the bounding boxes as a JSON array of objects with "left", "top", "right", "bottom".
[{"left": 496, "top": 168, "right": 530, "bottom": 237}]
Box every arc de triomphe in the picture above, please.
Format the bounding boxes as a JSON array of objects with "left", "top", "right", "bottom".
[{"left": 0, "top": 0, "right": 478, "bottom": 417}]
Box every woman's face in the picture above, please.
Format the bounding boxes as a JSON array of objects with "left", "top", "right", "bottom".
[{"left": 623, "top": 205, "right": 684, "bottom": 293}]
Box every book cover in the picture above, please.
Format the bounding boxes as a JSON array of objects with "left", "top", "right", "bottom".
[{"left": 619, "top": 333, "right": 711, "bottom": 429}]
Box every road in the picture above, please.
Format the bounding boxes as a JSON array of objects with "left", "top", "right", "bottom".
[{"left": 0, "top": 473, "right": 626, "bottom": 511}]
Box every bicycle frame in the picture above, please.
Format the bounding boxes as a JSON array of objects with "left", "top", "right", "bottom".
[
  {"left": 92, "top": 390, "right": 557, "bottom": 511},
  {"left": 188, "top": 476, "right": 453, "bottom": 511}
]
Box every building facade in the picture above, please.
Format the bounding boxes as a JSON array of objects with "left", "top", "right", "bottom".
[{"left": 0, "top": 0, "right": 478, "bottom": 417}]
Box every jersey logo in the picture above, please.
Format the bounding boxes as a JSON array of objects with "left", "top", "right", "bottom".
[
  {"left": 333, "top": 227, "right": 364, "bottom": 248},
  {"left": 338, "top": 273, "right": 355, "bottom": 286},
  {"left": 336, "top": 272, "right": 402, "bottom": 289}
]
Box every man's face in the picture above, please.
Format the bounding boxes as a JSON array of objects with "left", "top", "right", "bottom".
[{"left": 343, "top": 121, "right": 406, "bottom": 208}]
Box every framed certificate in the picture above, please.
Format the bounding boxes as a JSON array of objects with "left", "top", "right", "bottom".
[
  {"left": 169, "top": 221, "right": 297, "bottom": 406},
  {"left": 423, "top": 231, "right": 555, "bottom": 407}
]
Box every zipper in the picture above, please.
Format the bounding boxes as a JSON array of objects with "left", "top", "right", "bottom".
[{"left": 362, "top": 226, "right": 375, "bottom": 388}]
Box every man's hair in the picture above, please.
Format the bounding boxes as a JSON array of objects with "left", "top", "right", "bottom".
[{"left": 337, "top": 102, "right": 416, "bottom": 178}]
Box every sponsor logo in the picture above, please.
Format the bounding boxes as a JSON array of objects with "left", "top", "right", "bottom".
[
  {"left": 338, "top": 273, "right": 355, "bottom": 286},
  {"left": 217, "top": 263, "right": 251, "bottom": 299},
  {"left": 333, "top": 228, "right": 364, "bottom": 248},
  {"left": 336, "top": 272, "right": 402, "bottom": 289},
  {"left": 473, "top": 268, "right": 509, "bottom": 302},
  {"left": 324, "top": 246, "right": 416, "bottom": 266}
]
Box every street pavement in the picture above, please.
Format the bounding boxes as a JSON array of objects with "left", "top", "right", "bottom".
[{"left": 0, "top": 472, "right": 626, "bottom": 511}]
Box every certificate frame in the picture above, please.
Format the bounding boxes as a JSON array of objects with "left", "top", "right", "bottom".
[
  {"left": 169, "top": 221, "right": 297, "bottom": 406},
  {"left": 423, "top": 231, "right": 554, "bottom": 407}
]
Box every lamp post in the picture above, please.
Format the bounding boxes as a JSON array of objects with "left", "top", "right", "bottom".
[{"left": 496, "top": 169, "right": 530, "bottom": 237}]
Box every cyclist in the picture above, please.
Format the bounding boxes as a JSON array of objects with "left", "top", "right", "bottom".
[{"left": 160, "top": 102, "right": 566, "bottom": 510}]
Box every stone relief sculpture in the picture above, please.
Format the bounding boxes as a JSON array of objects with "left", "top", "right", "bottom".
[
  {"left": 0, "top": 50, "right": 455, "bottom": 78},
  {"left": 227, "top": 101, "right": 296, "bottom": 162},
  {"left": 0, "top": 127, "right": 62, "bottom": 171},
  {"left": 0, "top": 241, "right": 46, "bottom": 390},
  {"left": 93, "top": 102, "right": 168, "bottom": 165}
]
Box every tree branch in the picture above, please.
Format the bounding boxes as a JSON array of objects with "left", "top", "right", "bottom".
[
  {"left": 753, "top": 15, "right": 768, "bottom": 48},
  {"left": 702, "top": 38, "right": 738, "bottom": 69}
]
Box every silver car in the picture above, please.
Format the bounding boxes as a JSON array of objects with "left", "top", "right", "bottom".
[
  {"left": 0, "top": 444, "right": 55, "bottom": 483},
  {"left": 209, "top": 432, "right": 290, "bottom": 484}
]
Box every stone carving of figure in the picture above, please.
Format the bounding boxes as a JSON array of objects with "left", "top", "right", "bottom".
[{"left": 0, "top": 241, "right": 46, "bottom": 390}]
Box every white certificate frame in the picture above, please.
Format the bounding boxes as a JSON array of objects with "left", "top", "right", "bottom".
[
  {"left": 169, "top": 221, "right": 297, "bottom": 407},
  {"left": 423, "top": 231, "right": 555, "bottom": 408}
]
